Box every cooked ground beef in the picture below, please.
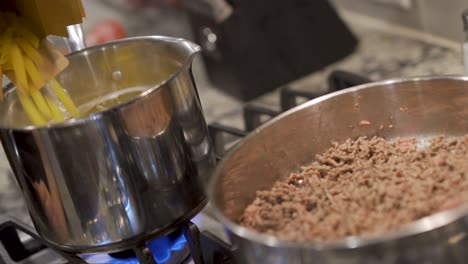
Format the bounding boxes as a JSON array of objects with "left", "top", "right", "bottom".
[{"left": 239, "top": 136, "right": 468, "bottom": 242}]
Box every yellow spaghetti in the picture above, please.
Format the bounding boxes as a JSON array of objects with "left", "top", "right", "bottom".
[{"left": 0, "top": 11, "right": 80, "bottom": 125}]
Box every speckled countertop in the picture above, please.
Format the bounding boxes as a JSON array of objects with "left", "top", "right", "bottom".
[
  {"left": 0, "top": 10, "right": 464, "bottom": 232},
  {"left": 197, "top": 10, "right": 465, "bottom": 130}
]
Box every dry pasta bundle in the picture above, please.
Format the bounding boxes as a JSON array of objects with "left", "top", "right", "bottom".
[{"left": 0, "top": 11, "right": 80, "bottom": 125}]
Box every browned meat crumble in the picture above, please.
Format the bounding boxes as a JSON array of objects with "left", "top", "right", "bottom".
[{"left": 240, "top": 136, "right": 468, "bottom": 242}]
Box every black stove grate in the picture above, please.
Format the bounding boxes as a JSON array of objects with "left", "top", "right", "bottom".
[
  {"left": 208, "top": 70, "right": 371, "bottom": 157},
  {"left": 0, "top": 216, "right": 84, "bottom": 264}
]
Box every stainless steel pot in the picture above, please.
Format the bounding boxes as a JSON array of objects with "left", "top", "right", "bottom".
[
  {"left": 0, "top": 36, "right": 215, "bottom": 253},
  {"left": 209, "top": 76, "right": 468, "bottom": 264}
]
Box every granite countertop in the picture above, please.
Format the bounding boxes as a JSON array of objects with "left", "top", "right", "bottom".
[
  {"left": 200, "top": 10, "right": 464, "bottom": 129},
  {"left": 0, "top": 9, "right": 464, "bottom": 229}
]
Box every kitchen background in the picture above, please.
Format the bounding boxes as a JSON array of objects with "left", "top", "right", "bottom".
[
  {"left": 76, "top": 0, "right": 468, "bottom": 124},
  {"left": 1, "top": 0, "right": 468, "bottom": 240}
]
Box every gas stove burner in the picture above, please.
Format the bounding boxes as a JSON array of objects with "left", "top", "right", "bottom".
[
  {"left": 83, "top": 228, "right": 190, "bottom": 264},
  {"left": 0, "top": 215, "right": 233, "bottom": 264}
]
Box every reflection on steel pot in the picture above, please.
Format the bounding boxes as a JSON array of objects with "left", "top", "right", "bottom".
[
  {"left": 0, "top": 36, "right": 215, "bottom": 253},
  {"left": 209, "top": 76, "right": 468, "bottom": 264}
]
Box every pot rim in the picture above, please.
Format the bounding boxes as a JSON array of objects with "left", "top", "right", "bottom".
[
  {"left": 0, "top": 35, "right": 201, "bottom": 131},
  {"left": 208, "top": 75, "right": 468, "bottom": 250}
]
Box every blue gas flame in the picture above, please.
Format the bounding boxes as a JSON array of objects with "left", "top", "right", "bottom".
[{"left": 83, "top": 232, "right": 187, "bottom": 264}]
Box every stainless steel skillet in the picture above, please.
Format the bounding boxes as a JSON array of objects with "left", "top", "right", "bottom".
[{"left": 208, "top": 76, "right": 468, "bottom": 264}]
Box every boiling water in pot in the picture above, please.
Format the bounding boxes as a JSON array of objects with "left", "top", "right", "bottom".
[{"left": 77, "top": 85, "right": 148, "bottom": 116}]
